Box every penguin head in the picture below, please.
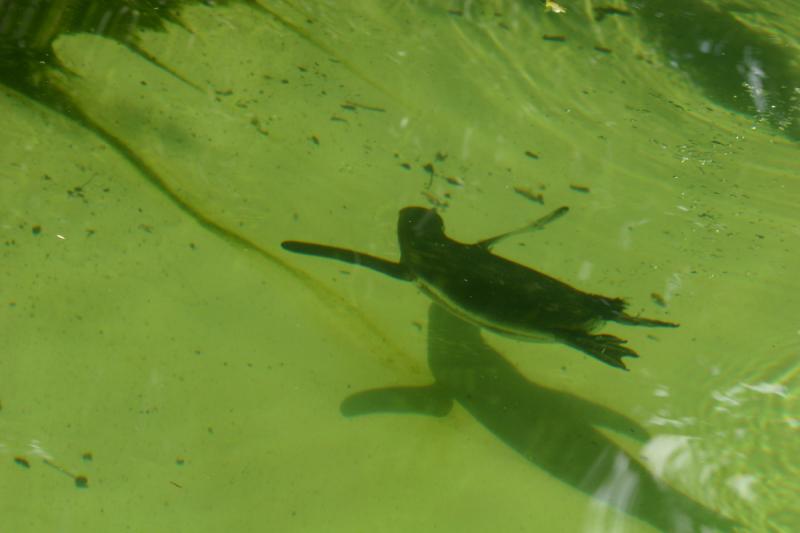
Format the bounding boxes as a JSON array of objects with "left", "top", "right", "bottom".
[{"left": 397, "top": 206, "right": 446, "bottom": 251}]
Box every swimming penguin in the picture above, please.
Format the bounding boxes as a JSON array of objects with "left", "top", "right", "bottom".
[{"left": 281, "top": 206, "right": 677, "bottom": 370}]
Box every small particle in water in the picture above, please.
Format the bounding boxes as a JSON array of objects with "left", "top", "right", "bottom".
[
  {"left": 569, "top": 184, "right": 591, "bottom": 193},
  {"left": 594, "top": 6, "right": 632, "bottom": 22},
  {"left": 513, "top": 186, "right": 544, "bottom": 204},
  {"left": 250, "top": 117, "right": 269, "bottom": 136},
  {"left": 14, "top": 457, "right": 30, "bottom": 469},
  {"left": 421, "top": 190, "right": 447, "bottom": 208},
  {"left": 32, "top": 225, "right": 42, "bottom": 235},
  {"left": 81, "top": 452, "right": 93, "bottom": 462},
  {"left": 43, "top": 458, "right": 88, "bottom": 488},
  {"left": 524, "top": 150, "right": 540, "bottom": 159},
  {"left": 67, "top": 185, "right": 86, "bottom": 199},
  {"left": 545, "top": 0, "right": 567, "bottom": 14},
  {"left": 650, "top": 292, "right": 667, "bottom": 307},
  {"left": 343, "top": 101, "right": 385, "bottom": 113},
  {"left": 542, "top": 34, "right": 567, "bottom": 42}
]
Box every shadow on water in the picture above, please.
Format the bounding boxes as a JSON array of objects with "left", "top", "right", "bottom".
[
  {"left": 342, "top": 303, "right": 741, "bottom": 532},
  {"left": 630, "top": 0, "right": 800, "bottom": 141}
]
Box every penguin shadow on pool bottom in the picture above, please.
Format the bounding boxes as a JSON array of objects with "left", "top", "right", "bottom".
[{"left": 341, "top": 303, "right": 740, "bottom": 533}]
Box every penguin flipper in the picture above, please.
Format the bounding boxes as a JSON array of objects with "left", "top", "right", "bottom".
[{"left": 282, "top": 241, "right": 412, "bottom": 280}]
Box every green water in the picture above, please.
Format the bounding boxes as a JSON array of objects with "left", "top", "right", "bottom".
[{"left": 1, "top": 1, "right": 798, "bottom": 531}]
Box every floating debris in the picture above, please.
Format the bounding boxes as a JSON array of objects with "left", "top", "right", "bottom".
[
  {"left": 651, "top": 292, "right": 667, "bottom": 308},
  {"left": 341, "top": 100, "right": 386, "bottom": 112},
  {"left": 250, "top": 117, "right": 269, "bottom": 136},
  {"left": 43, "top": 458, "right": 89, "bottom": 489},
  {"left": 545, "top": 0, "right": 567, "bottom": 14},
  {"left": 421, "top": 190, "right": 448, "bottom": 208},
  {"left": 594, "top": 6, "right": 633, "bottom": 22},
  {"left": 513, "top": 186, "right": 545, "bottom": 204}
]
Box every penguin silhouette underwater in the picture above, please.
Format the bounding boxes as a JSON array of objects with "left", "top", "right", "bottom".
[{"left": 281, "top": 206, "right": 677, "bottom": 370}]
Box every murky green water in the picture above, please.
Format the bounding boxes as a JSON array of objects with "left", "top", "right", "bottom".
[{"left": 1, "top": 1, "right": 798, "bottom": 531}]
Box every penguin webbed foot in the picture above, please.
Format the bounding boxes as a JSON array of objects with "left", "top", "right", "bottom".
[{"left": 555, "top": 330, "right": 639, "bottom": 370}]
